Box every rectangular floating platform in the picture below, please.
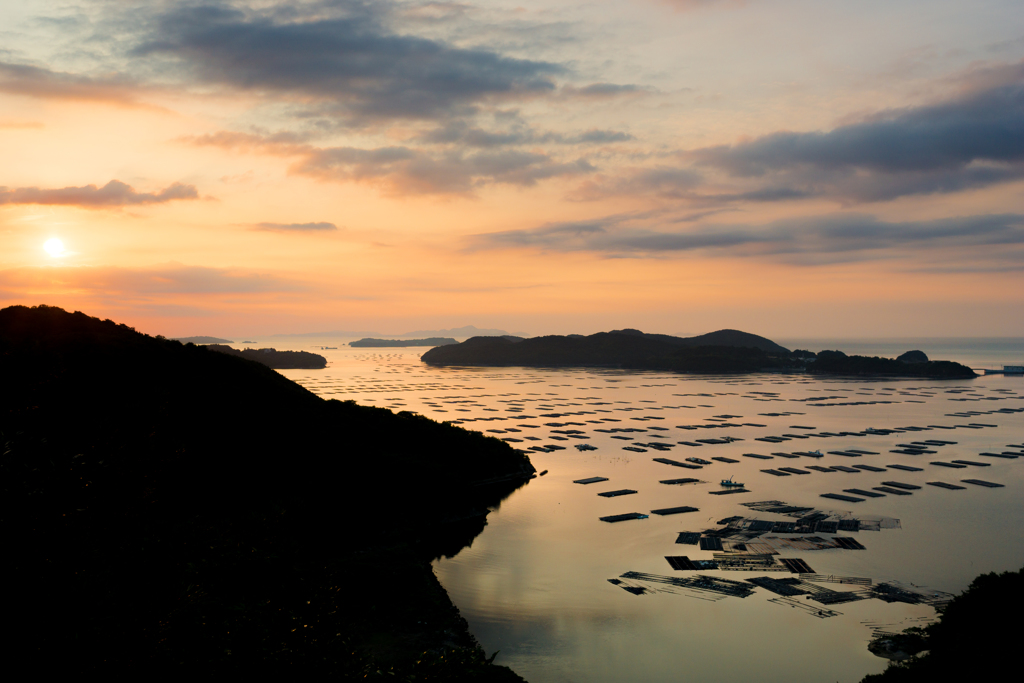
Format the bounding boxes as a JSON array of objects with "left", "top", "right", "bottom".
[
  {"left": 931, "top": 461, "right": 967, "bottom": 468},
  {"left": 598, "top": 489, "right": 638, "bottom": 498},
  {"left": 651, "top": 506, "right": 700, "bottom": 516},
  {"left": 821, "top": 493, "right": 865, "bottom": 503},
  {"left": 746, "top": 576, "right": 809, "bottom": 596},
  {"left": 709, "top": 488, "right": 750, "bottom": 495},
  {"left": 779, "top": 558, "right": 815, "bottom": 574},
  {"left": 830, "top": 465, "right": 861, "bottom": 473},
  {"left": 980, "top": 452, "right": 1018, "bottom": 459},
  {"left": 961, "top": 479, "right": 1004, "bottom": 488},
  {"left": 951, "top": 460, "right": 990, "bottom": 467},
  {"left": 887, "top": 464, "right": 923, "bottom": 472},
  {"left": 847, "top": 450, "right": 880, "bottom": 455},
  {"left": 873, "top": 486, "right": 912, "bottom": 496},
  {"left": 699, "top": 537, "right": 725, "bottom": 551},
  {"left": 574, "top": 476, "right": 609, "bottom": 484},
  {"left": 807, "top": 465, "right": 836, "bottom": 473},
  {"left": 744, "top": 453, "right": 774, "bottom": 460},
  {"left": 853, "top": 464, "right": 887, "bottom": 472},
  {"left": 665, "top": 556, "right": 715, "bottom": 571},
  {"left": 832, "top": 537, "right": 867, "bottom": 549},
  {"left": 771, "top": 452, "right": 801, "bottom": 459},
  {"left": 882, "top": 481, "right": 922, "bottom": 490},
  {"left": 676, "top": 532, "right": 702, "bottom": 544},
  {"left": 844, "top": 488, "right": 885, "bottom": 498},
  {"left": 678, "top": 441, "right": 704, "bottom": 447},
  {"left": 762, "top": 469, "right": 791, "bottom": 477},
  {"left": 712, "top": 456, "right": 740, "bottom": 463},
  {"left": 599, "top": 513, "right": 649, "bottom": 523},
  {"left": 927, "top": 481, "right": 966, "bottom": 490},
  {"left": 779, "top": 467, "right": 810, "bottom": 475},
  {"left": 829, "top": 451, "right": 863, "bottom": 457},
  {"left": 653, "top": 457, "right": 701, "bottom": 469},
  {"left": 660, "top": 477, "right": 700, "bottom": 485}
]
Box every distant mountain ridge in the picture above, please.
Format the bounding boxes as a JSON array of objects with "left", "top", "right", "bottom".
[
  {"left": 270, "top": 324, "right": 526, "bottom": 339},
  {"left": 174, "top": 335, "right": 233, "bottom": 344}
]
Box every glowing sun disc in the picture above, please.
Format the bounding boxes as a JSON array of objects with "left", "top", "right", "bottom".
[{"left": 44, "top": 238, "right": 65, "bottom": 257}]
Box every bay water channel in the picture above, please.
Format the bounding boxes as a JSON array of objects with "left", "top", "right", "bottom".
[{"left": 275, "top": 338, "right": 1024, "bottom": 682}]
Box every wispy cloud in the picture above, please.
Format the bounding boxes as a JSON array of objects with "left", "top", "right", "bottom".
[
  {"left": 0, "top": 61, "right": 147, "bottom": 106},
  {"left": 130, "top": 3, "right": 564, "bottom": 124},
  {"left": 0, "top": 263, "right": 304, "bottom": 295},
  {"left": 254, "top": 221, "right": 338, "bottom": 232},
  {"left": 0, "top": 180, "right": 199, "bottom": 208},
  {"left": 470, "top": 211, "right": 1024, "bottom": 267}
]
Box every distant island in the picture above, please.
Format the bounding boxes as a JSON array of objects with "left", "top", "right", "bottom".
[
  {"left": 1, "top": 304, "right": 533, "bottom": 678},
  {"left": 350, "top": 337, "right": 458, "bottom": 347},
  {"left": 206, "top": 343, "right": 328, "bottom": 369},
  {"left": 174, "top": 335, "right": 233, "bottom": 344},
  {"left": 421, "top": 329, "right": 976, "bottom": 378}
]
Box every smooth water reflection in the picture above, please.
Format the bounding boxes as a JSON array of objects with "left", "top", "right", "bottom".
[{"left": 274, "top": 341, "right": 1024, "bottom": 683}]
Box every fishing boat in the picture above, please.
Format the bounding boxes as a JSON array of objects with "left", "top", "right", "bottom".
[{"left": 720, "top": 475, "right": 744, "bottom": 487}]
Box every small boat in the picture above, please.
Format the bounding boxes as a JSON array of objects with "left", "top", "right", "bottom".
[
  {"left": 720, "top": 475, "right": 744, "bottom": 487},
  {"left": 687, "top": 457, "right": 712, "bottom": 465}
]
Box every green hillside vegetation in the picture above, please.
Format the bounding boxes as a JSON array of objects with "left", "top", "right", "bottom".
[
  {"left": 862, "top": 567, "right": 1022, "bottom": 681},
  {"left": 1, "top": 305, "right": 533, "bottom": 678}
]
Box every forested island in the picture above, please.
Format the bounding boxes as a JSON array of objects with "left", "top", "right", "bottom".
[
  {"left": 350, "top": 337, "right": 458, "bottom": 347},
  {"left": 1, "top": 305, "right": 534, "bottom": 678},
  {"left": 421, "top": 329, "right": 977, "bottom": 378},
  {"left": 206, "top": 343, "right": 328, "bottom": 369}
]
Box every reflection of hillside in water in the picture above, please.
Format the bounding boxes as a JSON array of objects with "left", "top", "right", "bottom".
[{"left": 283, "top": 344, "right": 1024, "bottom": 683}]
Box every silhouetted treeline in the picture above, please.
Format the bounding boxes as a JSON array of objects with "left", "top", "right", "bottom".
[
  {"left": 862, "top": 567, "right": 1022, "bottom": 681},
  {"left": 350, "top": 337, "right": 458, "bottom": 347},
  {"left": 206, "top": 343, "right": 327, "bottom": 368},
  {"left": 1, "top": 305, "right": 532, "bottom": 679},
  {"left": 808, "top": 350, "right": 975, "bottom": 378}
]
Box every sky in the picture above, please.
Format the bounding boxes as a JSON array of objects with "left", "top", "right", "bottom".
[{"left": 1, "top": 0, "right": 1022, "bottom": 339}]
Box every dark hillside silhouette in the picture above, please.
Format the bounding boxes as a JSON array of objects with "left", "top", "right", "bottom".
[{"left": 1, "top": 305, "right": 532, "bottom": 678}]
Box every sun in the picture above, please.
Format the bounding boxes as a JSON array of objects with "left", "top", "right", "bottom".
[{"left": 44, "top": 238, "right": 65, "bottom": 257}]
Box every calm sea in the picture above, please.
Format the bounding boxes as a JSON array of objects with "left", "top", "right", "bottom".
[{"left": 268, "top": 338, "right": 1024, "bottom": 683}]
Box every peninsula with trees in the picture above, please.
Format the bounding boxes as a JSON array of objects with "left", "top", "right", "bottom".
[
  {"left": 421, "top": 329, "right": 976, "bottom": 378},
  {"left": 1, "top": 304, "right": 533, "bottom": 678}
]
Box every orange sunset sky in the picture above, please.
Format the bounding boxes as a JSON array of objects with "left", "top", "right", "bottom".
[{"left": 2, "top": 0, "right": 1022, "bottom": 338}]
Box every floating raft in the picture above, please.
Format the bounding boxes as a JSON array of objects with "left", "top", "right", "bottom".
[
  {"left": 762, "top": 469, "right": 790, "bottom": 477},
  {"left": 844, "top": 488, "right": 885, "bottom": 498},
  {"left": 619, "top": 571, "right": 755, "bottom": 598},
  {"left": 807, "top": 465, "right": 835, "bottom": 473},
  {"left": 744, "top": 453, "right": 774, "bottom": 460},
  {"left": 598, "top": 489, "right": 638, "bottom": 498},
  {"left": 853, "top": 464, "right": 887, "bottom": 473},
  {"left": 980, "top": 452, "right": 1017, "bottom": 459},
  {"left": 709, "top": 488, "right": 750, "bottom": 495},
  {"left": 887, "top": 464, "right": 923, "bottom": 472},
  {"left": 821, "top": 492, "right": 865, "bottom": 503},
  {"left": 882, "top": 481, "right": 921, "bottom": 490},
  {"left": 951, "top": 460, "right": 989, "bottom": 467},
  {"left": 873, "top": 486, "right": 912, "bottom": 496},
  {"left": 599, "top": 512, "right": 648, "bottom": 523},
  {"left": 676, "top": 532, "right": 702, "bottom": 544},
  {"left": 574, "top": 476, "right": 609, "bottom": 485},
  {"left": 779, "top": 467, "right": 811, "bottom": 475},
  {"left": 962, "top": 479, "right": 1004, "bottom": 488},
  {"left": 654, "top": 457, "right": 701, "bottom": 469},
  {"left": 699, "top": 536, "right": 725, "bottom": 551},
  {"left": 831, "top": 465, "right": 861, "bottom": 473},
  {"left": 712, "top": 456, "right": 740, "bottom": 463},
  {"left": 660, "top": 477, "right": 700, "bottom": 485},
  {"left": 931, "top": 461, "right": 967, "bottom": 469},
  {"left": 651, "top": 505, "right": 700, "bottom": 516},
  {"left": 927, "top": 481, "right": 966, "bottom": 490},
  {"left": 778, "top": 558, "right": 814, "bottom": 573},
  {"left": 746, "top": 576, "right": 808, "bottom": 596},
  {"left": 665, "top": 556, "right": 718, "bottom": 571}
]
